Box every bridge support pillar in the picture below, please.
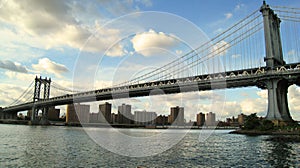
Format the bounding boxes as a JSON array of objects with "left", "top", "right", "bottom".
[
  {"left": 30, "top": 107, "right": 50, "bottom": 125},
  {"left": 264, "top": 78, "right": 293, "bottom": 122},
  {"left": 40, "top": 107, "right": 50, "bottom": 125},
  {"left": 296, "top": 77, "right": 300, "bottom": 87}
]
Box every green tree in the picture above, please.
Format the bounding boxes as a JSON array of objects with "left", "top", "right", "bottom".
[
  {"left": 243, "top": 113, "right": 260, "bottom": 130},
  {"left": 259, "top": 120, "right": 274, "bottom": 131}
]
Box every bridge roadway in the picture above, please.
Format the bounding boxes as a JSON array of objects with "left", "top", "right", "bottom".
[{"left": 2, "top": 63, "right": 300, "bottom": 113}]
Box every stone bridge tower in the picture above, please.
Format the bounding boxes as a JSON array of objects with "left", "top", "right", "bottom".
[{"left": 260, "top": 1, "right": 292, "bottom": 122}]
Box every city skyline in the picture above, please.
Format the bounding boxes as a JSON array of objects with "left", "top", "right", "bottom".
[
  {"left": 62, "top": 102, "right": 230, "bottom": 125},
  {"left": 0, "top": 0, "right": 300, "bottom": 122}
]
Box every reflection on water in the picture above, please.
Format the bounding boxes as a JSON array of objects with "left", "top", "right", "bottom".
[
  {"left": 267, "top": 137, "right": 298, "bottom": 167},
  {"left": 0, "top": 125, "right": 299, "bottom": 167}
]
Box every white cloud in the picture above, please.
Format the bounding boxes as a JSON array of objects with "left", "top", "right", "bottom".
[
  {"left": 211, "top": 40, "right": 230, "bottom": 56},
  {"left": 4, "top": 71, "right": 37, "bottom": 82},
  {"left": 138, "top": 0, "right": 152, "bottom": 7},
  {"left": 225, "top": 13, "right": 233, "bottom": 20},
  {"left": 131, "top": 29, "right": 179, "bottom": 56},
  {"left": 234, "top": 4, "right": 245, "bottom": 11},
  {"left": 240, "top": 98, "right": 267, "bottom": 115},
  {"left": 105, "top": 44, "right": 126, "bottom": 57},
  {"left": 0, "top": 28, "right": 45, "bottom": 61},
  {"left": 231, "top": 54, "right": 241, "bottom": 58},
  {"left": 0, "top": 0, "right": 138, "bottom": 56},
  {"left": 175, "top": 50, "right": 182, "bottom": 55},
  {"left": 0, "top": 82, "right": 35, "bottom": 106},
  {"left": 287, "top": 49, "right": 296, "bottom": 56},
  {"left": 257, "top": 90, "right": 267, "bottom": 99},
  {"left": 32, "top": 58, "right": 69, "bottom": 78},
  {"left": 0, "top": 60, "right": 28, "bottom": 73},
  {"left": 288, "top": 85, "right": 300, "bottom": 119}
]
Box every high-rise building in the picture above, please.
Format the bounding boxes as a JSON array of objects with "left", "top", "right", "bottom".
[
  {"left": 196, "top": 112, "right": 205, "bottom": 126},
  {"left": 99, "top": 102, "right": 112, "bottom": 123},
  {"left": 66, "top": 104, "right": 90, "bottom": 124},
  {"left": 48, "top": 107, "right": 60, "bottom": 121},
  {"left": 170, "top": 106, "right": 184, "bottom": 126},
  {"left": 134, "top": 110, "right": 157, "bottom": 125},
  {"left": 206, "top": 112, "right": 216, "bottom": 126},
  {"left": 118, "top": 104, "right": 132, "bottom": 124},
  {"left": 167, "top": 115, "right": 172, "bottom": 124}
]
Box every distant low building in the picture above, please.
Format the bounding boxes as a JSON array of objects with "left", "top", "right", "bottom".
[
  {"left": 226, "top": 116, "right": 239, "bottom": 127},
  {"left": 156, "top": 115, "right": 168, "bottom": 125},
  {"left": 111, "top": 113, "right": 118, "bottom": 124},
  {"left": 134, "top": 110, "right": 157, "bottom": 125},
  {"left": 89, "top": 112, "right": 99, "bottom": 123},
  {"left": 18, "top": 113, "right": 25, "bottom": 120}
]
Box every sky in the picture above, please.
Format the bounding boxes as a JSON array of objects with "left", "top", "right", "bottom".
[{"left": 0, "top": 0, "right": 300, "bottom": 121}]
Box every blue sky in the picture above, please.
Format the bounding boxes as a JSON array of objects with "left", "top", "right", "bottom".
[{"left": 0, "top": 0, "right": 299, "bottom": 121}]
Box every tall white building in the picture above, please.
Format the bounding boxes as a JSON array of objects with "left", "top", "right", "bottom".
[
  {"left": 134, "top": 111, "right": 157, "bottom": 125},
  {"left": 206, "top": 112, "right": 216, "bottom": 126},
  {"left": 118, "top": 104, "right": 132, "bottom": 124}
]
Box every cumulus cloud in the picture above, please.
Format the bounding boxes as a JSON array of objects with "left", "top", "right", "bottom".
[
  {"left": 234, "top": 4, "right": 245, "bottom": 11},
  {"left": 4, "top": 71, "right": 37, "bottom": 82},
  {"left": 0, "top": 83, "right": 35, "bottom": 106},
  {"left": 0, "top": 60, "right": 28, "bottom": 73},
  {"left": 0, "top": 28, "right": 45, "bottom": 61},
  {"left": 232, "top": 54, "right": 241, "bottom": 58},
  {"left": 131, "top": 29, "right": 179, "bottom": 56},
  {"left": 32, "top": 58, "right": 69, "bottom": 78},
  {"left": 240, "top": 98, "right": 267, "bottom": 115},
  {"left": 225, "top": 13, "right": 233, "bottom": 19},
  {"left": 211, "top": 40, "right": 230, "bottom": 56},
  {"left": 0, "top": 0, "right": 139, "bottom": 56},
  {"left": 288, "top": 85, "right": 300, "bottom": 119},
  {"left": 105, "top": 44, "right": 126, "bottom": 57},
  {"left": 257, "top": 90, "right": 267, "bottom": 99}
]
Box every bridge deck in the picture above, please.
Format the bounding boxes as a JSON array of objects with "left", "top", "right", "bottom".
[{"left": 2, "top": 63, "right": 300, "bottom": 113}]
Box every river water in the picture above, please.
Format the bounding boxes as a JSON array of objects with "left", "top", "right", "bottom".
[{"left": 0, "top": 124, "right": 299, "bottom": 167}]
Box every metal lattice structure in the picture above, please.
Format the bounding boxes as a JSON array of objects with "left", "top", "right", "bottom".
[{"left": 31, "top": 76, "right": 51, "bottom": 124}]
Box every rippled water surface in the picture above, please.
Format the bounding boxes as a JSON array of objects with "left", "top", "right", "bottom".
[{"left": 0, "top": 124, "right": 299, "bottom": 167}]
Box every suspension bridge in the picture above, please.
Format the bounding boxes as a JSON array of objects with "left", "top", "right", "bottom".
[{"left": 1, "top": 2, "right": 300, "bottom": 124}]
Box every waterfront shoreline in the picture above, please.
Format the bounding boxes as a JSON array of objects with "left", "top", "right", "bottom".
[
  {"left": 229, "top": 129, "right": 300, "bottom": 136},
  {"left": 0, "top": 120, "right": 237, "bottom": 129}
]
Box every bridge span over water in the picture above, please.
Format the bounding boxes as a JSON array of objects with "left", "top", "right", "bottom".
[{"left": 1, "top": 2, "right": 300, "bottom": 124}]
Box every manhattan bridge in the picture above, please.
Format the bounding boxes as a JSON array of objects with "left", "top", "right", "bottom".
[{"left": 1, "top": 2, "right": 300, "bottom": 124}]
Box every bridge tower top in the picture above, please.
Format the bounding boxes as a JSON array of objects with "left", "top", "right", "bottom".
[
  {"left": 260, "top": 1, "right": 285, "bottom": 68},
  {"left": 33, "top": 76, "right": 51, "bottom": 102}
]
